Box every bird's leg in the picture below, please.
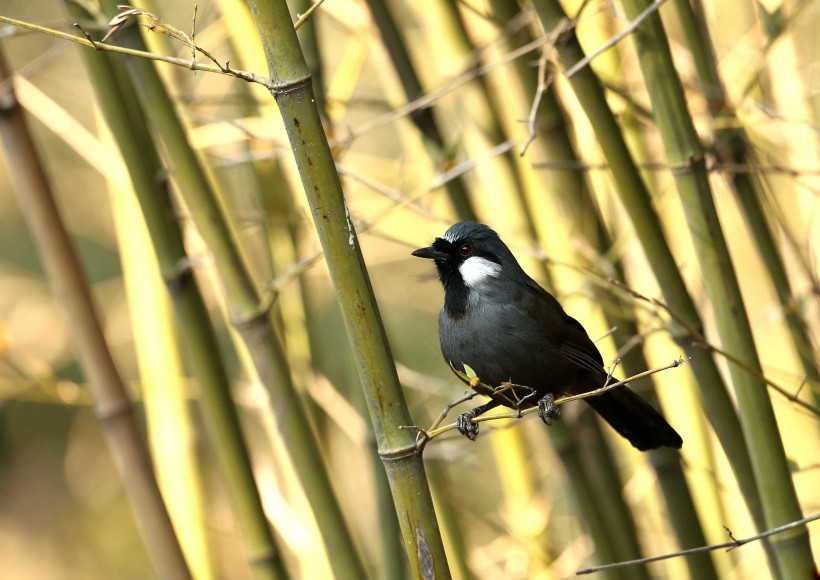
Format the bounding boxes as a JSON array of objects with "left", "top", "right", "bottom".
[
  {"left": 537, "top": 393, "right": 561, "bottom": 426},
  {"left": 456, "top": 400, "right": 501, "bottom": 441}
]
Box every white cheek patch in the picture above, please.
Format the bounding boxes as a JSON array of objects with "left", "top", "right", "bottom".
[{"left": 459, "top": 256, "right": 502, "bottom": 288}]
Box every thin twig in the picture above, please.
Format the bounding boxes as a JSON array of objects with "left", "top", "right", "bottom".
[
  {"left": 244, "top": 139, "right": 515, "bottom": 319},
  {"left": 333, "top": 25, "right": 569, "bottom": 147},
  {"left": 73, "top": 23, "right": 99, "bottom": 49},
  {"left": 293, "top": 0, "right": 328, "bottom": 30},
  {"left": 593, "top": 326, "right": 618, "bottom": 344},
  {"left": 520, "top": 50, "right": 553, "bottom": 157},
  {"left": 429, "top": 139, "right": 516, "bottom": 188},
  {"left": 399, "top": 391, "right": 480, "bottom": 452},
  {"left": 0, "top": 15, "right": 272, "bottom": 88},
  {"left": 533, "top": 158, "right": 820, "bottom": 177},
  {"left": 190, "top": 5, "right": 198, "bottom": 67},
  {"left": 336, "top": 164, "right": 443, "bottom": 221},
  {"left": 599, "top": 275, "right": 820, "bottom": 418},
  {"left": 576, "top": 513, "right": 820, "bottom": 575},
  {"left": 564, "top": 0, "right": 671, "bottom": 79}
]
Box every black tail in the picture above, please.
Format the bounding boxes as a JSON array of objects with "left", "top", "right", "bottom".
[{"left": 585, "top": 387, "right": 682, "bottom": 451}]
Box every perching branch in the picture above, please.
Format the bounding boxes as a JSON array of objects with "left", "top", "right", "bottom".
[
  {"left": 576, "top": 512, "right": 820, "bottom": 575},
  {"left": 401, "top": 357, "right": 687, "bottom": 453}
]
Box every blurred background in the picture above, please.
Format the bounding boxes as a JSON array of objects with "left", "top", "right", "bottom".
[{"left": 0, "top": 0, "right": 818, "bottom": 578}]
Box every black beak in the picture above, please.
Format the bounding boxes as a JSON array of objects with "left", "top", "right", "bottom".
[{"left": 412, "top": 246, "right": 448, "bottom": 261}]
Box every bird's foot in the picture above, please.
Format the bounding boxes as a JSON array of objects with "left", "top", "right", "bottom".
[
  {"left": 455, "top": 409, "right": 480, "bottom": 441},
  {"left": 537, "top": 393, "right": 561, "bottom": 426}
]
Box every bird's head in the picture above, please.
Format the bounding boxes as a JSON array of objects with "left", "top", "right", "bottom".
[{"left": 412, "top": 223, "right": 521, "bottom": 312}]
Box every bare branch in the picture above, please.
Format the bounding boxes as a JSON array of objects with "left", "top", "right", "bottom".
[
  {"left": 564, "top": 0, "right": 671, "bottom": 79},
  {"left": 0, "top": 15, "right": 272, "bottom": 88},
  {"left": 413, "top": 358, "right": 686, "bottom": 444},
  {"left": 293, "top": 0, "right": 328, "bottom": 30},
  {"left": 597, "top": 275, "right": 820, "bottom": 418},
  {"left": 533, "top": 158, "right": 820, "bottom": 177},
  {"left": 519, "top": 50, "right": 553, "bottom": 157},
  {"left": 576, "top": 513, "right": 820, "bottom": 575},
  {"left": 333, "top": 26, "right": 569, "bottom": 147}
]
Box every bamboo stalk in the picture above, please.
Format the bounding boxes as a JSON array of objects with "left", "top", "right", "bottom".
[
  {"left": 615, "top": 0, "right": 815, "bottom": 576},
  {"left": 0, "top": 45, "right": 191, "bottom": 580},
  {"left": 371, "top": 437, "right": 412, "bottom": 580},
  {"left": 63, "top": 7, "right": 290, "bottom": 576},
  {"left": 246, "top": 0, "right": 451, "bottom": 577},
  {"left": 550, "top": 422, "right": 630, "bottom": 580},
  {"left": 485, "top": 3, "right": 717, "bottom": 576},
  {"left": 87, "top": 1, "right": 369, "bottom": 576},
  {"left": 598, "top": 278, "right": 719, "bottom": 579},
  {"left": 677, "top": 0, "right": 820, "bottom": 407},
  {"left": 217, "top": 3, "right": 408, "bottom": 571},
  {"left": 292, "top": 0, "right": 328, "bottom": 122},
  {"left": 528, "top": 0, "right": 775, "bottom": 560},
  {"left": 110, "top": 149, "right": 213, "bottom": 580},
  {"left": 362, "top": 0, "right": 477, "bottom": 221}
]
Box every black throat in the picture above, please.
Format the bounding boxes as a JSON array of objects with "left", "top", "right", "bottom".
[{"left": 436, "top": 262, "right": 470, "bottom": 318}]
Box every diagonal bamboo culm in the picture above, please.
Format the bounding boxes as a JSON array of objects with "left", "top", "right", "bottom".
[
  {"left": 87, "top": 1, "right": 368, "bottom": 576},
  {"left": 246, "top": 1, "right": 451, "bottom": 578},
  {"left": 616, "top": 0, "right": 815, "bottom": 575},
  {"left": 0, "top": 46, "right": 191, "bottom": 580}
]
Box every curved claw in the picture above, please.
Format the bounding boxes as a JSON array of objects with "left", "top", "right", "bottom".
[
  {"left": 537, "top": 393, "right": 561, "bottom": 426},
  {"left": 456, "top": 410, "right": 480, "bottom": 441}
]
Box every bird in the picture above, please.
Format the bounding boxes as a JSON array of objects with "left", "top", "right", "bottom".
[{"left": 412, "top": 222, "right": 682, "bottom": 451}]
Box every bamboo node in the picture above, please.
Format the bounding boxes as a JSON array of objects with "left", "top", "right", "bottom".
[{"left": 268, "top": 74, "right": 313, "bottom": 96}]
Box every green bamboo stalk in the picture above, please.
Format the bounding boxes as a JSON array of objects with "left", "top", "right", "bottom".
[
  {"left": 279, "top": 6, "right": 410, "bottom": 571},
  {"left": 0, "top": 45, "right": 191, "bottom": 580},
  {"left": 245, "top": 1, "right": 451, "bottom": 577},
  {"left": 291, "top": 0, "right": 328, "bottom": 122},
  {"left": 478, "top": 7, "right": 650, "bottom": 571},
  {"left": 362, "top": 0, "right": 478, "bottom": 222},
  {"left": 615, "top": 0, "right": 815, "bottom": 576},
  {"left": 68, "top": 20, "right": 291, "bottom": 576},
  {"left": 89, "top": 2, "right": 369, "bottom": 576},
  {"left": 598, "top": 279, "right": 719, "bottom": 579},
  {"left": 419, "top": 4, "right": 620, "bottom": 574},
  {"left": 550, "top": 422, "right": 629, "bottom": 580},
  {"left": 371, "top": 438, "right": 412, "bottom": 580},
  {"left": 111, "top": 152, "right": 213, "bottom": 580},
  {"left": 222, "top": 0, "right": 407, "bottom": 578},
  {"left": 486, "top": 3, "right": 717, "bottom": 576},
  {"left": 441, "top": 0, "right": 548, "bottom": 271},
  {"left": 529, "top": 0, "right": 774, "bottom": 559},
  {"left": 677, "top": 0, "right": 820, "bottom": 407}
]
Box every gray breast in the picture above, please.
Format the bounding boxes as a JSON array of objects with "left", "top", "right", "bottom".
[{"left": 438, "top": 295, "right": 580, "bottom": 395}]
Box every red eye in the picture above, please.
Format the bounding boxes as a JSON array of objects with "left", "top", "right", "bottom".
[{"left": 459, "top": 244, "right": 473, "bottom": 257}]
